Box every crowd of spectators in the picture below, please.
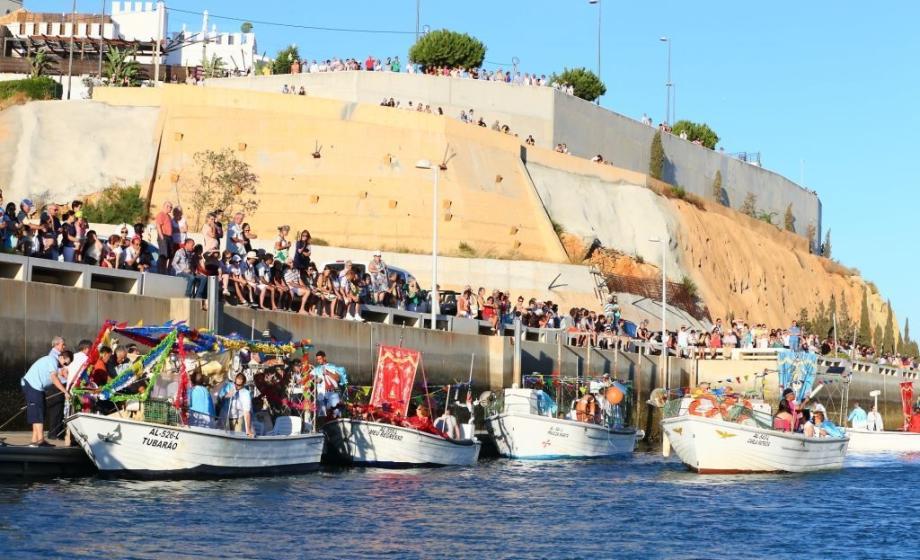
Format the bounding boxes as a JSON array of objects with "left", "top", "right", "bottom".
[{"left": 289, "top": 54, "right": 577, "bottom": 95}]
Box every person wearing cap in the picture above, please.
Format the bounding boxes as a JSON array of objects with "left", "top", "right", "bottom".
[{"left": 36, "top": 231, "right": 59, "bottom": 261}]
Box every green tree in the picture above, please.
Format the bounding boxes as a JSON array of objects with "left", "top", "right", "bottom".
[
  {"left": 822, "top": 229, "right": 832, "bottom": 258},
  {"left": 784, "top": 204, "right": 795, "bottom": 232},
  {"left": 874, "top": 324, "right": 883, "bottom": 348},
  {"left": 839, "top": 291, "right": 852, "bottom": 340},
  {"left": 29, "top": 49, "right": 53, "bottom": 78},
  {"left": 272, "top": 45, "right": 300, "bottom": 75},
  {"left": 858, "top": 286, "right": 872, "bottom": 346},
  {"left": 711, "top": 170, "right": 724, "bottom": 205},
  {"left": 550, "top": 67, "right": 606, "bottom": 102},
  {"left": 649, "top": 131, "right": 665, "bottom": 180},
  {"left": 408, "top": 29, "right": 486, "bottom": 70},
  {"left": 905, "top": 317, "right": 912, "bottom": 347},
  {"left": 82, "top": 184, "right": 148, "bottom": 225},
  {"left": 670, "top": 120, "right": 720, "bottom": 149},
  {"left": 103, "top": 46, "right": 140, "bottom": 86},
  {"left": 240, "top": 22, "right": 253, "bottom": 33},
  {"left": 806, "top": 223, "right": 817, "bottom": 253},
  {"left": 741, "top": 192, "right": 757, "bottom": 217},
  {"left": 882, "top": 300, "right": 895, "bottom": 353},
  {"left": 202, "top": 54, "right": 226, "bottom": 79},
  {"left": 188, "top": 148, "right": 260, "bottom": 229}
]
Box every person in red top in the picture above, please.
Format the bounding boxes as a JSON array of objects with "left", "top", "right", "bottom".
[
  {"left": 90, "top": 345, "right": 113, "bottom": 387},
  {"left": 364, "top": 55, "right": 375, "bottom": 71}
]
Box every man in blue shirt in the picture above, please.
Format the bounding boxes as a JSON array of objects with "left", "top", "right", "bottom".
[
  {"left": 788, "top": 321, "right": 802, "bottom": 352},
  {"left": 847, "top": 402, "right": 868, "bottom": 430},
  {"left": 21, "top": 350, "right": 73, "bottom": 446}
]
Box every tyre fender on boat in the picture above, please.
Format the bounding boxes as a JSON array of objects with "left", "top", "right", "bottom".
[{"left": 688, "top": 395, "right": 720, "bottom": 418}]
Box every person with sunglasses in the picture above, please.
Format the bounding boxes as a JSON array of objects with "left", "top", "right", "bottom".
[{"left": 219, "top": 373, "right": 253, "bottom": 437}]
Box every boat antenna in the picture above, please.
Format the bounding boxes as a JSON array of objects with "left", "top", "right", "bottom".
[{"left": 419, "top": 354, "right": 434, "bottom": 416}]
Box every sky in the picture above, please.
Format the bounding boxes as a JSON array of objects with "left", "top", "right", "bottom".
[{"left": 27, "top": 0, "right": 920, "bottom": 333}]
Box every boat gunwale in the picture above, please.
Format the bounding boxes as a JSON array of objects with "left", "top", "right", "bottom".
[
  {"left": 67, "top": 413, "right": 326, "bottom": 442},
  {"left": 662, "top": 414, "right": 849, "bottom": 445}
]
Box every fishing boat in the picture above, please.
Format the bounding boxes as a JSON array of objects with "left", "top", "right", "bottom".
[
  {"left": 323, "top": 418, "right": 480, "bottom": 467},
  {"left": 65, "top": 321, "right": 323, "bottom": 478},
  {"left": 69, "top": 411, "right": 324, "bottom": 478},
  {"left": 846, "top": 383, "right": 920, "bottom": 454},
  {"left": 846, "top": 429, "right": 920, "bottom": 454},
  {"left": 661, "top": 395, "right": 848, "bottom": 474},
  {"left": 485, "top": 387, "right": 639, "bottom": 459},
  {"left": 322, "top": 345, "right": 481, "bottom": 467}
]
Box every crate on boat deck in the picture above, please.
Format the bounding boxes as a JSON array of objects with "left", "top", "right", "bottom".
[{"left": 143, "top": 399, "right": 180, "bottom": 426}]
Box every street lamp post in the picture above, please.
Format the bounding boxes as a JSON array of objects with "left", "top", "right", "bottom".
[
  {"left": 660, "top": 36, "right": 671, "bottom": 124},
  {"left": 650, "top": 237, "right": 668, "bottom": 390},
  {"left": 66, "top": 0, "right": 76, "bottom": 100},
  {"left": 416, "top": 160, "right": 440, "bottom": 331},
  {"left": 589, "top": 0, "right": 601, "bottom": 105},
  {"left": 415, "top": 0, "right": 420, "bottom": 42}
]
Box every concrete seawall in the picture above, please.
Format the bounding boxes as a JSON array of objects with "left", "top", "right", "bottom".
[{"left": 0, "top": 278, "right": 910, "bottom": 434}]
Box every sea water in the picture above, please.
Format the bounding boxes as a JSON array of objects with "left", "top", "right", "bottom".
[{"left": 0, "top": 453, "right": 916, "bottom": 559}]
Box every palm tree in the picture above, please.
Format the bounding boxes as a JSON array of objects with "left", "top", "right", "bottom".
[
  {"left": 103, "top": 47, "right": 140, "bottom": 87},
  {"left": 29, "top": 49, "right": 53, "bottom": 78},
  {"left": 202, "top": 54, "right": 226, "bottom": 79}
]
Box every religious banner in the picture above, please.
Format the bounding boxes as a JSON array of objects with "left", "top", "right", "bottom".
[
  {"left": 777, "top": 350, "right": 817, "bottom": 402},
  {"left": 370, "top": 345, "right": 420, "bottom": 416},
  {"left": 900, "top": 381, "right": 913, "bottom": 423}
]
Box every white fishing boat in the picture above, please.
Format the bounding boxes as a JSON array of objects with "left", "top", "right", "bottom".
[
  {"left": 661, "top": 402, "right": 848, "bottom": 474},
  {"left": 486, "top": 388, "right": 639, "bottom": 459},
  {"left": 68, "top": 412, "right": 324, "bottom": 478},
  {"left": 846, "top": 429, "right": 920, "bottom": 454},
  {"left": 323, "top": 418, "right": 480, "bottom": 467}
]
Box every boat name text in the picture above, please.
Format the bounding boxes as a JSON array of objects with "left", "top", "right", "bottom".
[
  {"left": 746, "top": 433, "right": 771, "bottom": 447},
  {"left": 142, "top": 428, "right": 180, "bottom": 450},
  {"left": 548, "top": 426, "right": 569, "bottom": 438},
  {"left": 368, "top": 426, "right": 403, "bottom": 441}
]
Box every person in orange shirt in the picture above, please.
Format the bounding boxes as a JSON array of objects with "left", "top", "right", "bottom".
[{"left": 90, "top": 346, "right": 113, "bottom": 387}]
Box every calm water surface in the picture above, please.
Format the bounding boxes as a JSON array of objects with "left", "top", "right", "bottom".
[{"left": 1, "top": 453, "right": 916, "bottom": 559}]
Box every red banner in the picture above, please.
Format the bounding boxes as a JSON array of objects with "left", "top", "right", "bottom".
[
  {"left": 901, "top": 382, "right": 914, "bottom": 428},
  {"left": 370, "top": 345, "right": 420, "bottom": 416}
]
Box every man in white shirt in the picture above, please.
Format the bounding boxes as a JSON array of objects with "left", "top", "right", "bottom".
[
  {"left": 224, "top": 373, "right": 253, "bottom": 437},
  {"left": 311, "top": 351, "right": 341, "bottom": 419},
  {"left": 677, "top": 326, "right": 690, "bottom": 358},
  {"left": 866, "top": 404, "right": 885, "bottom": 431}
]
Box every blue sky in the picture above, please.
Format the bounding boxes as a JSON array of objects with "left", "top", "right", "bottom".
[{"left": 31, "top": 1, "right": 919, "bottom": 334}]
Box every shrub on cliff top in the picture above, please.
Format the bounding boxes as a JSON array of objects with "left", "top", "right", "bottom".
[
  {"left": 671, "top": 120, "right": 720, "bottom": 149},
  {"left": 409, "top": 29, "right": 486, "bottom": 70},
  {"left": 0, "top": 76, "right": 62, "bottom": 102},
  {"left": 550, "top": 67, "right": 606, "bottom": 102},
  {"left": 83, "top": 184, "right": 148, "bottom": 225}
]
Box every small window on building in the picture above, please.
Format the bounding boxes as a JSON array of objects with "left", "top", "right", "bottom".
[{"left": 227, "top": 35, "right": 234, "bottom": 45}]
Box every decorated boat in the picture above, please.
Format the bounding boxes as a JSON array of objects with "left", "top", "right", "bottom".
[
  {"left": 66, "top": 322, "right": 324, "bottom": 478},
  {"left": 661, "top": 350, "right": 848, "bottom": 474},
  {"left": 846, "top": 381, "right": 920, "bottom": 454},
  {"left": 485, "top": 385, "right": 639, "bottom": 460},
  {"left": 322, "top": 345, "right": 481, "bottom": 467}
]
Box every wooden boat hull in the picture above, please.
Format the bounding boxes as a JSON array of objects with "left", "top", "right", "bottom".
[
  {"left": 322, "top": 418, "right": 480, "bottom": 468},
  {"left": 662, "top": 415, "right": 848, "bottom": 474},
  {"left": 68, "top": 413, "right": 324, "bottom": 478},
  {"left": 846, "top": 429, "right": 920, "bottom": 453},
  {"left": 486, "top": 412, "right": 637, "bottom": 459}
]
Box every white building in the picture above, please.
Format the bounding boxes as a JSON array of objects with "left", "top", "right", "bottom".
[
  {"left": 1, "top": 0, "right": 22, "bottom": 17},
  {"left": 0, "top": 1, "right": 257, "bottom": 73}
]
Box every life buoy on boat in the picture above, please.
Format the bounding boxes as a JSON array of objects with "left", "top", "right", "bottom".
[
  {"left": 688, "top": 395, "right": 720, "bottom": 418},
  {"left": 605, "top": 385, "right": 624, "bottom": 405}
]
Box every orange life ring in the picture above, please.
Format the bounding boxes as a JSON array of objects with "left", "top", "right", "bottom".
[{"left": 688, "top": 395, "right": 720, "bottom": 418}]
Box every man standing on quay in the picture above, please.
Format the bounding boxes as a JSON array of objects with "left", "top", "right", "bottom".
[{"left": 21, "top": 348, "right": 73, "bottom": 446}]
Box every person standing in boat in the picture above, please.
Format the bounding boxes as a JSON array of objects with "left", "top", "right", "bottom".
[
  {"left": 847, "top": 402, "right": 868, "bottom": 430},
  {"left": 866, "top": 404, "right": 884, "bottom": 431},
  {"left": 220, "top": 373, "right": 254, "bottom": 437},
  {"left": 311, "top": 351, "right": 342, "bottom": 419}
]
